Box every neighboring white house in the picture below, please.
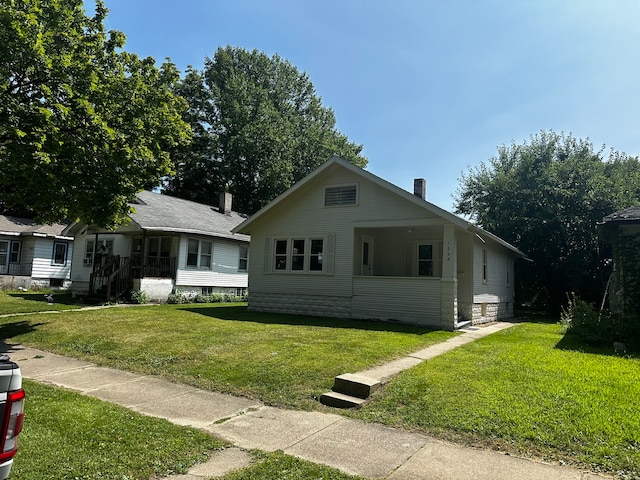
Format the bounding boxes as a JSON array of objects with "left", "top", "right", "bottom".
[
  {"left": 233, "top": 156, "right": 525, "bottom": 330},
  {"left": 0, "top": 215, "right": 73, "bottom": 289},
  {"left": 64, "top": 191, "right": 250, "bottom": 302}
]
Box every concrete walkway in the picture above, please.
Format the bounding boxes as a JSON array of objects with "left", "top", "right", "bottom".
[{"left": 3, "top": 323, "right": 611, "bottom": 480}]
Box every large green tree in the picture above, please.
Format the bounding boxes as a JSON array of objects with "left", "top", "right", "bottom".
[
  {"left": 164, "top": 46, "right": 366, "bottom": 215},
  {"left": 455, "top": 130, "right": 640, "bottom": 311},
  {"left": 0, "top": 0, "right": 190, "bottom": 227}
]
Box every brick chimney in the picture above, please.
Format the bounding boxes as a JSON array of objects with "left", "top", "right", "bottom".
[
  {"left": 413, "top": 178, "right": 426, "bottom": 200},
  {"left": 219, "top": 192, "right": 232, "bottom": 215}
]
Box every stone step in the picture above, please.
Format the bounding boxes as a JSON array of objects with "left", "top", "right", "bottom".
[
  {"left": 332, "top": 373, "right": 381, "bottom": 399},
  {"left": 319, "top": 391, "right": 368, "bottom": 409}
]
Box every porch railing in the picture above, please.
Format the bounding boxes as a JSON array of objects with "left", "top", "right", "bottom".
[
  {"left": 131, "top": 256, "right": 177, "bottom": 279},
  {"left": 89, "top": 256, "right": 132, "bottom": 301},
  {"left": 0, "top": 262, "right": 32, "bottom": 276}
]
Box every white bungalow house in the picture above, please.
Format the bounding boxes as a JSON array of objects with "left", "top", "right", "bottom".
[
  {"left": 0, "top": 215, "right": 73, "bottom": 289},
  {"left": 64, "top": 191, "right": 249, "bottom": 302},
  {"left": 233, "top": 156, "right": 525, "bottom": 330}
]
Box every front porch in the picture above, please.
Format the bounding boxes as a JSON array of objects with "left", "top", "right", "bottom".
[{"left": 350, "top": 223, "right": 470, "bottom": 330}]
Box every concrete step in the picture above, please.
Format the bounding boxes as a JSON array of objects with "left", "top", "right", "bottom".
[
  {"left": 332, "top": 373, "right": 381, "bottom": 399},
  {"left": 456, "top": 320, "right": 472, "bottom": 330},
  {"left": 319, "top": 391, "right": 368, "bottom": 409}
]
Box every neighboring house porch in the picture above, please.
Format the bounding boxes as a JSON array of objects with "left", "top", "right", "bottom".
[{"left": 64, "top": 191, "right": 249, "bottom": 302}]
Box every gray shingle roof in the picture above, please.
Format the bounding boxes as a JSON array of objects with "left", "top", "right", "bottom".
[
  {"left": 130, "top": 191, "right": 249, "bottom": 242},
  {"left": 0, "top": 215, "right": 70, "bottom": 237},
  {"left": 602, "top": 205, "right": 640, "bottom": 223}
]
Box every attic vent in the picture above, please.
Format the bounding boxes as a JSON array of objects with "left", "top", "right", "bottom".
[{"left": 324, "top": 185, "right": 357, "bottom": 207}]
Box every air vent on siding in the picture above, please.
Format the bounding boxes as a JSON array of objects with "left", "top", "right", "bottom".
[{"left": 324, "top": 185, "right": 357, "bottom": 206}]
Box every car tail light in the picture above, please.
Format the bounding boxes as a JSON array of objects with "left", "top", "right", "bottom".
[{"left": 0, "top": 389, "right": 25, "bottom": 462}]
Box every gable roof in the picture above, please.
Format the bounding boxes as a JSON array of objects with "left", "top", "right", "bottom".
[
  {"left": 602, "top": 205, "right": 640, "bottom": 224},
  {"left": 0, "top": 215, "right": 71, "bottom": 240},
  {"left": 233, "top": 156, "right": 525, "bottom": 257},
  {"left": 64, "top": 191, "right": 250, "bottom": 242}
]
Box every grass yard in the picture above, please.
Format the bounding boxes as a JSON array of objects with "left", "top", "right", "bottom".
[
  {"left": 352, "top": 321, "right": 640, "bottom": 478},
  {"left": 15, "top": 380, "right": 223, "bottom": 479},
  {"left": 0, "top": 303, "right": 455, "bottom": 410},
  {"left": 16, "top": 380, "right": 364, "bottom": 480},
  {"left": 0, "top": 290, "right": 82, "bottom": 315}
]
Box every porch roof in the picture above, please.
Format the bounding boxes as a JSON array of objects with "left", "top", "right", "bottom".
[{"left": 0, "top": 215, "right": 72, "bottom": 240}]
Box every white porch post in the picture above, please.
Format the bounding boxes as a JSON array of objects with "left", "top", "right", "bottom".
[{"left": 440, "top": 224, "right": 458, "bottom": 330}]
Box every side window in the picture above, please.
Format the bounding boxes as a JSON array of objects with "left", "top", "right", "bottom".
[
  {"left": 238, "top": 245, "right": 249, "bottom": 272},
  {"left": 85, "top": 240, "right": 95, "bottom": 265},
  {"left": 52, "top": 242, "right": 68, "bottom": 266},
  {"left": 187, "top": 239, "right": 198, "bottom": 267},
  {"left": 200, "top": 241, "right": 212, "bottom": 268},
  {"left": 0, "top": 241, "right": 8, "bottom": 268},
  {"left": 482, "top": 248, "right": 488, "bottom": 283},
  {"left": 10, "top": 241, "right": 21, "bottom": 264},
  {"left": 187, "top": 239, "right": 212, "bottom": 269}
]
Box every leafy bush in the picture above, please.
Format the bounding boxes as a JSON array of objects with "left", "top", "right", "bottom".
[
  {"left": 129, "top": 289, "right": 148, "bottom": 304},
  {"left": 560, "top": 293, "right": 623, "bottom": 346},
  {"left": 167, "top": 291, "right": 247, "bottom": 304}
]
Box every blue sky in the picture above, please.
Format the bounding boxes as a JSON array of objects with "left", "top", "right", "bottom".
[{"left": 93, "top": 0, "right": 640, "bottom": 210}]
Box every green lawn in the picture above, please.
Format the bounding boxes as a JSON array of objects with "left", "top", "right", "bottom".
[
  {"left": 0, "top": 290, "right": 85, "bottom": 315},
  {"left": 15, "top": 380, "right": 223, "bottom": 479},
  {"left": 4, "top": 300, "right": 639, "bottom": 477},
  {"left": 15, "top": 380, "right": 364, "bottom": 480},
  {"left": 0, "top": 303, "right": 455, "bottom": 410},
  {"left": 352, "top": 321, "right": 640, "bottom": 477}
]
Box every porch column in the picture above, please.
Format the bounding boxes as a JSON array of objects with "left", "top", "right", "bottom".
[{"left": 440, "top": 224, "right": 458, "bottom": 330}]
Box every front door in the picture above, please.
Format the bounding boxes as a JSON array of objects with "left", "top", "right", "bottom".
[{"left": 362, "top": 235, "right": 374, "bottom": 276}]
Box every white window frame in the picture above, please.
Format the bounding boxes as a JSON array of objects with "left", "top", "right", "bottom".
[
  {"left": 417, "top": 243, "right": 434, "bottom": 277},
  {"left": 84, "top": 238, "right": 113, "bottom": 267},
  {"left": 187, "top": 238, "right": 213, "bottom": 269},
  {"left": 238, "top": 245, "right": 249, "bottom": 272},
  {"left": 0, "top": 240, "right": 8, "bottom": 270},
  {"left": 10, "top": 241, "right": 21, "bottom": 264},
  {"left": 52, "top": 242, "right": 68, "bottom": 266},
  {"left": 272, "top": 237, "right": 325, "bottom": 273}
]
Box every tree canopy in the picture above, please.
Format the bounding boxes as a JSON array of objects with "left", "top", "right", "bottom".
[
  {"left": 0, "top": 0, "right": 191, "bottom": 227},
  {"left": 455, "top": 130, "right": 640, "bottom": 311},
  {"left": 164, "top": 46, "right": 367, "bottom": 215}
]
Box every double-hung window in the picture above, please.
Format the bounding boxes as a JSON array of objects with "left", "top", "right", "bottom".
[
  {"left": 274, "top": 240, "right": 288, "bottom": 271},
  {"left": 309, "top": 239, "right": 324, "bottom": 271},
  {"left": 273, "top": 238, "right": 324, "bottom": 273},
  {"left": 238, "top": 245, "right": 249, "bottom": 272},
  {"left": 187, "top": 239, "right": 212, "bottom": 269},
  {"left": 418, "top": 244, "right": 434, "bottom": 276},
  {"left": 291, "top": 239, "right": 305, "bottom": 270}
]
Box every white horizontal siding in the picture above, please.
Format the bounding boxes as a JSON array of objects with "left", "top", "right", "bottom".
[
  {"left": 31, "top": 238, "right": 72, "bottom": 280},
  {"left": 69, "top": 234, "right": 130, "bottom": 283},
  {"left": 212, "top": 241, "right": 241, "bottom": 274},
  {"left": 473, "top": 239, "right": 514, "bottom": 302},
  {"left": 351, "top": 276, "right": 441, "bottom": 326},
  {"left": 175, "top": 235, "right": 248, "bottom": 288},
  {"left": 175, "top": 269, "right": 247, "bottom": 288}
]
